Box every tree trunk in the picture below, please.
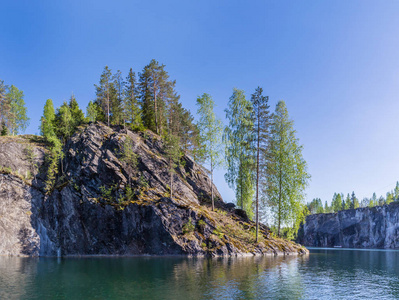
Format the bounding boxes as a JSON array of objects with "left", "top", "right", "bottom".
[
  {"left": 211, "top": 159, "right": 214, "bottom": 211},
  {"left": 255, "top": 109, "right": 260, "bottom": 242},
  {"left": 107, "top": 81, "right": 110, "bottom": 127},
  {"left": 278, "top": 167, "right": 282, "bottom": 237},
  {"left": 153, "top": 80, "right": 158, "bottom": 134},
  {"left": 170, "top": 157, "right": 173, "bottom": 200}
]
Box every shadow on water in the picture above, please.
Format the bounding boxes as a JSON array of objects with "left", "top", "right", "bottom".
[
  {"left": 0, "top": 255, "right": 301, "bottom": 300},
  {"left": 1, "top": 250, "right": 399, "bottom": 299}
]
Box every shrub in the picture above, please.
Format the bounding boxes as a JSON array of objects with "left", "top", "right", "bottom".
[{"left": 183, "top": 218, "right": 195, "bottom": 235}]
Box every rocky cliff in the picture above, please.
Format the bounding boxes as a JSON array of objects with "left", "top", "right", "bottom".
[
  {"left": 297, "top": 204, "right": 399, "bottom": 248},
  {"left": 0, "top": 122, "right": 307, "bottom": 257}
]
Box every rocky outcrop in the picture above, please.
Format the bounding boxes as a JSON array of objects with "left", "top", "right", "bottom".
[
  {"left": 297, "top": 204, "right": 399, "bottom": 248},
  {"left": 0, "top": 123, "right": 307, "bottom": 257}
]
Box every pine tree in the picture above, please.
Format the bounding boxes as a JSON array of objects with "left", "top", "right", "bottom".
[
  {"left": 350, "top": 191, "right": 359, "bottom": 209},
  {"left": 386, "top": 192, "right": 394, "bottom": 205},
  {"left": 196, "top": 93, "right": 224, "bottom": 211},
  {"left": 40, "top": 99, "right": 57, "bottom": 141},
  {"left": 69, "top": 94, "right": 85, "bottom": 128},
  {"left": 344, "top": 193, "right": 351, "bottom": 210},
  {"left": 138, "top": 59, "right": 174, "bottom": 135},
  {"left": 224, "top": 88, "right": 255, "bottom": 218},
  {"left": 111, "top": 70, "right": 124, "bottom": 125},
  {"left": 6, "top": 85, "right": 29, "bottom": 135},
  {"left": 378, "top": 195, "right": 386, "bottom": 206},
  {"left": 324, "top": 201, "right": 329, "bottom": 213},
  {"left": 331, "top": 192, "right": 343, "bottom": 212},
  {"left": 251, "top": 87, "right": 271, "bottom": 241},
  {"left": 265, "top": 100, "right": 310, "bottom": 237},
  {"left": 307, "top": 198, "right": 324, "bottom": 214},
  {"left": 1, "top": 120, "right": 8, "bottom": 136},
  {"left": 394, "top": 182, "right": 399, "bottom": 201},
  {"left": 55, "top": 101, "right": 73, "bottom": 143},
  {"left": 124, "top": 68, "right": 143, "bottom": 130},
  {"left": 95, "top": 66, "right": 113, "bottom": 126},
  {"left": 369, "top": 192, "right": 377, "bottom": 207}
]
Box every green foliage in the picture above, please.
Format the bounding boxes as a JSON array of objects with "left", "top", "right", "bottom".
[
  {"left": 124, "top": 68, "right": 143, "bottom": 131},
  {"left": 251, "top": 86, "right": 271, "bottom": 241},
  {"left": 331, "top": 193, "right": 343, "bottom": 212},
  {"left": 125, "top": 185, "right": 135, "bottom": 201},
  {"left": 265, "top": 100, "right": 310, "bottom": 237},
  {"left": 100, "top": 185, "right": 114, "bottom": 201},
  {"left": 1, "top": 120, "right": 8, "bottom": 136},
  {"left": 40, "top": 99, "right": 63, "bottom": 194},
  {"left": 40, "top": 99, "right": 56, "bottom": 140},
  {"left": 213, "top": 225, "right": 224, "bottom": 239},
  {"left": 86, "top": 100, "right": 99, "bottom": 122},
  {"left": 69, "top": 94, "right": 85, "bottom": 128},
  {"left": 351, "top": 191, "right": 359, "bottom": 209},
  {"left": 55, "top": 101, "right": 73, "bottom": 143},
  {"left": 111, "top": 70, "right": 124, "bottom": 125},
  {"left": 196, "top": 93, "right": 224, "bottom": 210},
  {"left": 120, "top": 136, "right": 138, "bottom": 168},
  {"left": 24, "top": 144, "right": 36, "bottom": 163},
  {"left": 307, "top": 198, "right": 324, "bottom": 214},
  {"left": 44, "top": 145, "right": 62, "bottom": 194},
  {"left": 182, "top": 218, "right": 195, "bottom": 235},
  {"left": 344, "top": 193, "right": 351, "bottom": 210},
  {"left": 3, "top": 84, "right": 30, "bottom": 135},
  {"left": 224, "top": 88, "right": 255, "bottom": 218},
  {"left": 95, "top": 66, "right": 114, "bottom": 126},
  {"left": 164, "top": 133, "right": 181, "bottom": 200}
]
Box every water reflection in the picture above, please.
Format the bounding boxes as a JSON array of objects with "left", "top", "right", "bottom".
[{"left": 0, "top": 250, "right": 399, "bottom": 299}]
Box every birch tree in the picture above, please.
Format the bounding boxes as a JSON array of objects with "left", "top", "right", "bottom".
[
  {"left": 196, "top": 93, "right": 223, "bottom": 211},
  {"left": 265, "top": 100, "right": 310, "bottom": 237}
]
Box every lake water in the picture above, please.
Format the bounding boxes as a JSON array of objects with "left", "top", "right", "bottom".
[{"left": 1, "top": 248, "right": 399, "bottom": 299}]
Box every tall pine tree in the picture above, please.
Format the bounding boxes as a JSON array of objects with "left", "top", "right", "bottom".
[
  {"left": 95, "top": 66, "right": 113, "bottom": 126},
  {"left": 139, "top": 59, "right": 174, "bottom": 135},
  {"left": 124, "top": 68, "right": 143, "bottom": 130}
]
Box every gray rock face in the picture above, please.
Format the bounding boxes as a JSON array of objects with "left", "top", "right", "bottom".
[
  {"left": 0, "top": 123, "right": 307, "bottom": 257},
  {"left": 297, "top": 204, "right": 399, "bottom": 248}
]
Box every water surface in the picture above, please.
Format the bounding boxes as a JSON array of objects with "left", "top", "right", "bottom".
[{"left": 1, "top": 248, "right": 399, "bottom": 299}]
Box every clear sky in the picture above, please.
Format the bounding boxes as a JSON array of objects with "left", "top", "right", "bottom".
[{"left": 2, "top": 0, "right": 399, "bottom": 205}]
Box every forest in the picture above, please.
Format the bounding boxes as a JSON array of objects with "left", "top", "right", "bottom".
[
  {"left": 0, "top": 59, "right": 310, "bottom": 240},
  {"left": 307, "top": 183, "right": 399, "bottom": 215}
]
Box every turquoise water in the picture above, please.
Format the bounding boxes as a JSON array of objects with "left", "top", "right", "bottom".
[{"left": 1, "top": 248, "right": 399, "bottom": 299}]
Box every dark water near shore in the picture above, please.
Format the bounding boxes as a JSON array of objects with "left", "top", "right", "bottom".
[{"left": 1, "top": 249, "right": 399, "bottom": 299}]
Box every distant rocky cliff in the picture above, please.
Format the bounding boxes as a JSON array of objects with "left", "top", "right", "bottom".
[
  {"left": 297, "top": 204, "right": 399, "bottom": 248},
  {"left": 0, "top": 123, "right": 307, "bottom": 257}
]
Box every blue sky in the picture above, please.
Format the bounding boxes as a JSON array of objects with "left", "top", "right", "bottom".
[{"left": 2, "top": 0, "right": 399, "bottom": 205}]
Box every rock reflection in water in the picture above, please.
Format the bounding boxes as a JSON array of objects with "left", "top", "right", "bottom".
[{"left": 1, "top": 250, "right": 399, "bottom": 299}]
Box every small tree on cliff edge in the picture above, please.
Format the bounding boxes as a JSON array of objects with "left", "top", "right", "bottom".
[
  {"left": 265, "top": 100, "right": 310, "bottom": 238},
  {"left": 196, "top": 93, "right": 224, "bottom": 211}
]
